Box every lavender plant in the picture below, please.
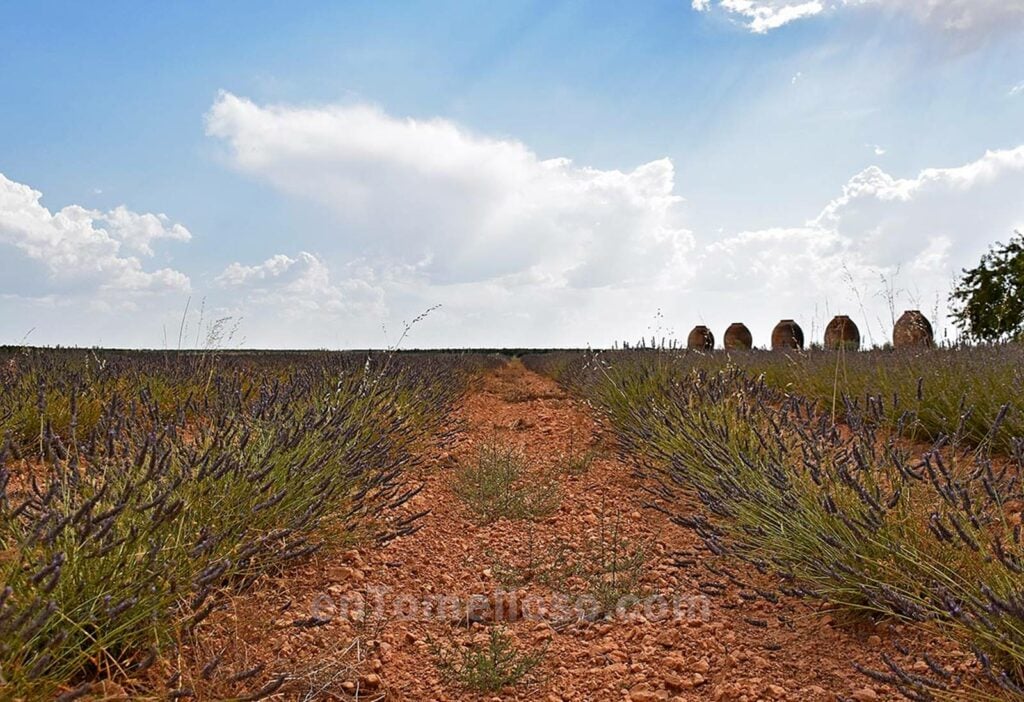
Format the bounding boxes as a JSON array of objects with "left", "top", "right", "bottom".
[
  {"left": 0, "top": 349, "right": 494, "bottom": 698},
  {"left": 525, "top": 348, "right": 1024, "bottom": 698}
]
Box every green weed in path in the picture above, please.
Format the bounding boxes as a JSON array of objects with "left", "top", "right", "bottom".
[
  {"left": 487, "top": 505, "right": 651, "bottom": 618},
  {"left": 554, "top": 427, "right": 601, "bottom": 475},
  {"left": 452, "top": 440, "right": 560, "bottom": 523},
  {"left": 430, "top": 625, "right": 546, "bottom": 693}
]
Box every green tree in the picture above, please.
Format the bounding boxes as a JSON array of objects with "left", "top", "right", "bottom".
[{"left": 950, "top": 231, "right": 1024, "bottom": 342}]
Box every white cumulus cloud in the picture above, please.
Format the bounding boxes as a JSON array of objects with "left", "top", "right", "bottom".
[
  {"left": 205, "top": 92, "right": 693, "bottom": 291},
  {"left": 202, "top": 92, "right": 1024, "bottom": 347},
  {"left": 815, "top": 146, "right": 1024, "bottom": 267},
  {"left": 0, "top": 172, "right": 191, "bottom": 295},
  {"left": 217, "top": 251, "right": 384, "bottom": 316},
  {"left": 99, "top": 205, "right": 192, "bottom": 256},
  {"left": 690, "top": 145, "right": 1024, "bottom": 342},
  {"left": 691, "top": 0, "right": 827, "bottom": 32}
]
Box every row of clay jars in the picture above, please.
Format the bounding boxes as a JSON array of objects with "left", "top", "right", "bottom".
[{"left": 686, "top": 311, "right": 933, "bottom": 351}]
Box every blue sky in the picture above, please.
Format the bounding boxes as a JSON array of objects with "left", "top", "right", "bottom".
[{"left": 2, "top": 1, "right": 1023, "bottom": 348}]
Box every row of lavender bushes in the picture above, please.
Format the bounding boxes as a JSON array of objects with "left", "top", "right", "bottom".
[
  {"left": 523, "top": 346, "right": 1024, "bottom": 699},
  {"left": 527, "top": 345, "right": 1024, "bottom": 453},
  {"left": 0, "top": 348, "right": 495, "bottom": 698}
]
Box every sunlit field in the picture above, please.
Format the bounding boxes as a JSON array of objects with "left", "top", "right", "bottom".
[
  {"left": 2, "top": 340, "right": 1024, "bottom": 699},
  {"left": 3, "top": 2, "right": 1024, "bottom": 700}
]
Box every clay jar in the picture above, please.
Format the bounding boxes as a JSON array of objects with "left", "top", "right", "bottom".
[
  {"left": 824, "top": 315, "right": 860, "bottom": 351},
  {"left": 893, "top": 310, "right": 934, "bottom": 349},
  {"left": 723, "top": 323, "right": 753, "bottom": 350},
  {"left": 771, "top": 320, "right": 804, "bottom": 350},
  {"left": 687, "top": 325, "right": 715, "bottom": 350}
]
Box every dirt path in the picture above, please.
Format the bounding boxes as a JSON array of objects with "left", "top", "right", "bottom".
[{"left": 169, "top": 361, "right": 980, "bottom": 701}]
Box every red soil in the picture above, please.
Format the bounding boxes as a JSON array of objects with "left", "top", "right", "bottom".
[{"left": 128, "top": 361, "right": 986, "bottom": 701}]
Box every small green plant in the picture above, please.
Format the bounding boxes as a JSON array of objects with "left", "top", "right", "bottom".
[
  {"left": 487, "top": 507, "right": 650, "bottom": 617},
  {"left": 431, "top": 626, "right": 546, "bottom": 693},
  {"left": 453, "top": 441, "right": 560, "bottom": 523},
  {"left": 554, "top": 428, "right": 599, "bottom": 475},
  {"left": 581, "top": 506, "right": 650, "bottom": 615},
  {"left": 488, "top": 527, "right": 575, "bottom": 590}
]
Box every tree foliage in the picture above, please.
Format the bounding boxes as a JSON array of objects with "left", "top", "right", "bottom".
[{"left": 950, "top": 231, "right": 1024, "bottom": 343}]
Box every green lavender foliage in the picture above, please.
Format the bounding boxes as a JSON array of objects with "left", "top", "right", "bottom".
[
  {"left": 525, "top": 345, "right": 1024, "bottom": 453},
  {"left": 0, "top": 349, "right": 497, "bottom": 698},
  {"left": 525, "top": 346, "right": 1024, "bottom": 697}
]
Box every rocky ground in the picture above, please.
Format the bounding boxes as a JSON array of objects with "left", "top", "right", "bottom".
[{"left": 146, "top": 361, "right": 987, "bottom": 701}]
